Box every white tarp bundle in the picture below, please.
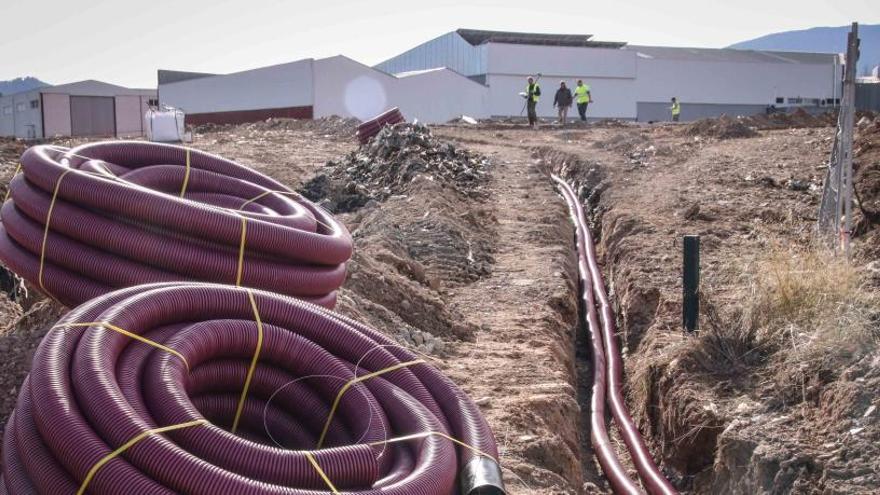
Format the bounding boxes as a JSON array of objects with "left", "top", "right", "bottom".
[{"left": 145, "top": 107, "right": 185, "bottom": 142}]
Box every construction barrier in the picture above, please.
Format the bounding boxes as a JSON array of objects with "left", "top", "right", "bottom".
[
  {"left": 0, "top": 282, "right": 505, "bottom": 494},
  {"left": 0, "top": 141, "right": 352, "bottom": 308}
]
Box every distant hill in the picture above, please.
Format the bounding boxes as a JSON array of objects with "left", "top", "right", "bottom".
[
  {"left": 729, "top": 24, "right": 879, "bottom": 76},
  {"left": 0, "top": 77, "right": 49, "bottom": 97}
]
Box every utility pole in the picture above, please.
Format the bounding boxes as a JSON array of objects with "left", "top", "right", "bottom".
[{"left": 838, "top": 22, "right": 859, "bottom": 259}]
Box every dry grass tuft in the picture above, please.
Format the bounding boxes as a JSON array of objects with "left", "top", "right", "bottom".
[
  {"left": 745, "top": 248, "right": 878, "bottom": 362},
  {"left": 716, "top": 247, "right": 880, "bottom": 402}
]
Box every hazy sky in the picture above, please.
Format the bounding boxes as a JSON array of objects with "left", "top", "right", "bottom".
[{"left": 2, "top": 0, "right": 877, "bottom": 88}]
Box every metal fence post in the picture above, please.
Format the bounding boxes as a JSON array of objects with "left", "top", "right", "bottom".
[{"left": 683, "top": 235, "right": 700, "bottom": 332}]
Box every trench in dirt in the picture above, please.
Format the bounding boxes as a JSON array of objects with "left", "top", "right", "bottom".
[
  {"left": 14, "top": 121, "right": 867, "bottom": 494},
  {"left": 427, "top": 129, "right": 628, "bottom": 494}
]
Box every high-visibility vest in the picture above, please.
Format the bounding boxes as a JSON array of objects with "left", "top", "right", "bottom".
[
  {"left": 671, "top": 102, "right": 681, "bottom": 115},
  {"left": 575, "top": 85, "right": 590, "bottom": 104},
  {"left": 527, "top": 83, "right": 540, "bottom": 102}
]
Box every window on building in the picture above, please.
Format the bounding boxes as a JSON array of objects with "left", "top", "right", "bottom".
[
  {"left": 775, "top": 97, "right": 784, "bottom": 104},
  {"left": 16, "top": 103, "right": 26, "bottom": 112},
  {"left": 148, "top": 98, "right": 158, "bottom": 106},
  {"left": 2, "top": 106, "right": 11, "bottom": 115},
  {"left": 30, "top": 99, "right": 39, "bottom": 109}
]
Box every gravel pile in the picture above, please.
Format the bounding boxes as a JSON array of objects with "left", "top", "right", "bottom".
[{"left": 300, "top": 123, "right": 490, "bottom": 212}]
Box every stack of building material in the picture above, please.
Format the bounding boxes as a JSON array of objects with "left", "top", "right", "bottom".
[
  {"left": 0, "top": 141, "right": 352, "bottom": 308},
  {"left": 1, "top": 282, "right": 506, "bottom": 494},
  {"left": 355, "top": 107, "right": 405, "bottom": 144}
]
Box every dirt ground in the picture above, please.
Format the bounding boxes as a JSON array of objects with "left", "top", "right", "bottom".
[{"left": 1, "top": 114, "right": 878, "bottom": 494}]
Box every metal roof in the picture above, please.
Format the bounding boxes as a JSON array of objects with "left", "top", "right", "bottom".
[
  {"left": 456, "top": 29, "right": 626, "bottom": 48},
  {"left": 625, "top": 45, "right": 838, "bottom": 64},
  {"left": 157, "top": 70, "right": 217, "bottom": 85}
]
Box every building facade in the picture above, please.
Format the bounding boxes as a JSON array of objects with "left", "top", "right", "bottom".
[
  {"left": 0, "top": 80, "right": 156, "bottom": 139},
  {"left": 375, "top": 29, "right": 842, "bottom": 122},
  {"left": 159, "top": 55, "right": 489, "bottom": 125}
]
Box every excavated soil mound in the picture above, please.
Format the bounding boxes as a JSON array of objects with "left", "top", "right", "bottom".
[
  {"left": 0, "top": 138, "right": 27, "bottom": 199},
  {"left": 0, "top": 298, "right": 65, "bottom": 441},
  {"left": 194, "top": 116, "right": 360, "bottom": 138},
  {"left": 301, "top": 123, "right": 490, "bottom": 212},
  {"left": 752, "top": 107, "right": 827, "bottom": 129},
  {"left": 855, "top": 116, "right": 880, "bottom": 244},
  {"left": 684, "top": 115, "right": 758, "bottom": 140}
]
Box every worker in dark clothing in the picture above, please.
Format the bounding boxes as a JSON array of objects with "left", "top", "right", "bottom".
[
  {"left": 526, "top": 77, "right": 541, "bottom": 127},
  {"left": 553, "top": 81, "right": 573, "bottom": 124}
]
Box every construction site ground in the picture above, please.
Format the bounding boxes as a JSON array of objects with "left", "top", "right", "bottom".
[{"left": 1, "top": 113, "right": 879, "bottom": 494}]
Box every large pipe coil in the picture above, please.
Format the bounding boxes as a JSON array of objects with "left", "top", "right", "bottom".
[
  {"left": 0, "top": 141, "right": 352, "bottom": 308},
  {"left": 553, "top": 175, "right": 676, "bottom": 495},
  {"left": 1, "top": 282, "right": 506, "bottom": 494}
]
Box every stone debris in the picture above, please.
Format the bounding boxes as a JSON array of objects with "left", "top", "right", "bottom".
[
  {"left": 300, "top": 123, "right": 490, "bottom": 212},
  {"left": 395, "top": 326, "right": 447, "bottom": 355},
  {"left": 193, "top": 116, "right": 360, "bottom": 138}
]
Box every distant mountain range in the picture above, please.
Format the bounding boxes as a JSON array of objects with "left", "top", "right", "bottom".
[
  {"left": 0, "top": 77, "right": 49, "bottom": 97},
  {"left": 729, "top": 24, "right": 880, "bottom": 76}
]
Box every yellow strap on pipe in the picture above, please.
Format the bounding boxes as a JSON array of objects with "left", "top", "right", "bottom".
[
  {"left": 3, "top": 163, "right": 21, "bottom": 202},
  {"left": 76, "top": 419, "right": 207, "bottom": 495},
  {"left": 238, "top": 190, "right": 334, "bottom": 232},
  {"left": 179, "top": 148, "right": 191, "bottom": 198},
  {"left": 316, "top": 359, "right": 425, "bottom": 448},
  {"left": 54, "top": 321, "right": 190, "bottom": 371},
  {"left": 238, "top": 189, "right": 275, "bottom": 210},
  {"left": 304, "top": 452, "right": 340, "bottom": 494},
  {"left": 367, "top": 430, "right": 500, "bottom": 464},
  {"left": 235, "top": 216, "right": 247, "bottom": 286},
  {"left": 231, "top": 290, "right": 264, "bottom": 434},
  {"left": 38, "top": 169, "right": 72, "bottom": 302}
]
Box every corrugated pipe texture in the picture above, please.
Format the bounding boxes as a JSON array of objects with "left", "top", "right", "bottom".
[
  {"left": 356, "top": 108, "right": 406, "bottom": 144},
  {"left": 0, "top": 141, "right": 353, "bottom": 308},
  {"left": 1, "top": 282, "right": 504, "bottom": 494},
  {"left": 553, "top": 175, "right": 677, "bottom": 495}
]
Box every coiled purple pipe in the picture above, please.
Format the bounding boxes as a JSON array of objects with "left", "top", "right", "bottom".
[
  {"left": 0, "top": 141, "right": 352, "bottom": 308},
  {"left": 356, "top": 108, "right": 405, "bottom": 144},
  {"left": 1, "top": 282, "right": 504, "bottom": 494}
]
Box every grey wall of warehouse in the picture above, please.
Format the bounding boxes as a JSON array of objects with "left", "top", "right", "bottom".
[
  {"left": 856, "top": 83, "right": 880, "bottom": 111},
  {"left": 638, "top": 102, "right": 771, "bottom": 122}
]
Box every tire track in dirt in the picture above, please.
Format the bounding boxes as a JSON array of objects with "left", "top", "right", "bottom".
[{"left": 433, "top": 131, "right": 608, "bottom": 494}]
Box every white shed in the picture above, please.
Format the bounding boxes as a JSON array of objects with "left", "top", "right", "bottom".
[{"left": 0, "top": 80, "right": 156, "bottom": 139}]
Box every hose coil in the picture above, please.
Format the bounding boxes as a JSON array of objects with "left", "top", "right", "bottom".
[
  {"left": 1, "top": 282, "right": 504, "bottom": 494},
  {"left": 0, "top": 141, "right": 352, "bottom": 308}
]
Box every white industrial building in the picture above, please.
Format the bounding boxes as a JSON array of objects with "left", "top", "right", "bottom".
[
  {"left": 376, "top": 29, "right": 842, "bottom": 122},
  {"left": 158, "top": 28, "right": 842, "bottom": 125},
  {"left": 0, "top": 80, "right": 157, "bottom": 139},
  {"left": 159, "top": 55, "right": 487, "bottom": 125}
]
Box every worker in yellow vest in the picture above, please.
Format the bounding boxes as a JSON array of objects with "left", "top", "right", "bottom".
[
  {"left": 670, "top": 97, "right": 681, "bottom": 122},
  {"left": 526, "top": 77, "right": 541, "bottom": 127},
  {"left": 574, "top": 80, "right": 591, "bottom": 121}
]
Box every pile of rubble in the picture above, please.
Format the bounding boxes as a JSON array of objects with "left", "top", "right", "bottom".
[
  {"left": 300, "top": 123, "right": 490, "bottom": 212},
  {"left": 684, "top": 115, "right": 759, "bottom": 140},
  {"left": 193, "top": 116, "right": 360, "bottom": 138},
  {"left": 745, "top": 108, "right": 833, "bottom": 129}
]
